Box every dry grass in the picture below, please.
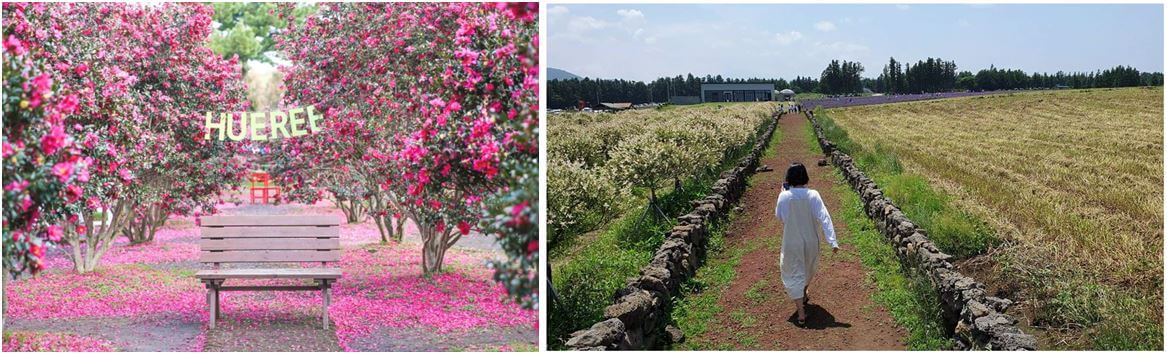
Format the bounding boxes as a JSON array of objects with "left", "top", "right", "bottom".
[{"left": 826, "top": 87, "right": 1163, "bottom": 349}]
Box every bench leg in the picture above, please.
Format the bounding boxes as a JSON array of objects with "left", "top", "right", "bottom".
[
  {"left": 215, "top": 283, "right": 222, "bottom": 320},
  {"left": 207, "top": 284, "right": 217, "bottom": 329},
  {"left": 322, "top": 280, "right": 331, "bottom": 329}
]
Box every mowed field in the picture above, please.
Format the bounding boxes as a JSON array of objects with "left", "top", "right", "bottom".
[{"left": 825, "top": 87, "right": 1163, "bottom": 349}]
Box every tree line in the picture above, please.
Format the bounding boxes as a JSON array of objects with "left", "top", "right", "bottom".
[
  {"left": 548, "top": 58, "right": 1164, "bottom": 109},
  {"left": 874, "top": 57, "right": 1162, "bottom": 93},
  {"left": 956, "top": 65, "right": 1162, "bottom": 91},
  {"left": 548, "top": 74, "right": 819, "bottom": 109}
]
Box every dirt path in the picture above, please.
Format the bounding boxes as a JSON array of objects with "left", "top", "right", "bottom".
[{"left": 695, "top": 113, "right": 907, "bottom": 349}]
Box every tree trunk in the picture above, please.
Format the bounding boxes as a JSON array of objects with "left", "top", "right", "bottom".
[
  {"left": 124, "top": 204, "right": 169, "bottom": 245},
  {"left": 393, "top": 216, "right": 405, "bottom": 243},
  {"left": 67, "top": 200, "right": 132, "bottom": 273},
  {"left": 365, "top": 195, "right": 396, "bottom": 244},
  {"left": 335, "top": 197, "right": 365, "bottom": 224},
  {"left": 374, "top": 215, "right": 388, "bottom": 244},
  {"left": 419, "top": 223, "right": 451, "bottom": 275}
]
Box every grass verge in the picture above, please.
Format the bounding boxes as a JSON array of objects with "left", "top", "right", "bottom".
[
  {"left": 832, "top": 173, "right": 955, "bottom": 349},
  {"left": 667, "top": 211, "right": 752, "bottom": 350},
  {"left": 804, "top": 114, "right": 954, "bottom": 349},
  {"left": 814, "top": 111, "right": 996, "bottom": 259}
]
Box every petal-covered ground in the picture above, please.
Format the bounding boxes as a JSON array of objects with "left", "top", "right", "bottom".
[{"left": 2, "top": 200, "right": 537, "bottom": 352}]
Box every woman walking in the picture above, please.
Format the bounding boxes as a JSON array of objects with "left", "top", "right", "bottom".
[{"left": 774, "top": 162, "right": 838, "bottom": 325}]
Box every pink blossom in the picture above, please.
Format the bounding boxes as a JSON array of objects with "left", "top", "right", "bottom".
[
  {"left": 2, "top": 331, "right": 115, "bottom": 351},
  {"left": 4, "top": 34, "right": 27, "bottom": 55},
  {"left": 64, "top": 184, "right": 82, "bottom": 203},
  {"left": 50, "top": 161, "right": 73, "bottom": 183},
  {"left": 25, "top": 73, "right": 52, "bottom": 108},
  {"left": 45, "top": 224, "right": 63, "bottom": 242}
]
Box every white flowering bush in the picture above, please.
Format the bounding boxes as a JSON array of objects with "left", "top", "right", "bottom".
[
  {"left": 548, "top": 103, "right": 774, "bottom": 244},
  {"left": 547, "top": 159, "right": 622, "bottom": 245}
]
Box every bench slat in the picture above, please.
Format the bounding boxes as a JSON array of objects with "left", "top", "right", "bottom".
[
  {"left": 200, "top": 250, "right": 340, "bottom": 263},
  {"left": 201, "top": 226, "right": 339, "bottom": 238},
  {"left": 196, "top": 268, "right": 342, "bottom": 279},
  {"left": 201, "top": 215, "right": 340, "bottom": 227},
  {"left": 200, "top": 238, "right": 340, "bottom": 251}
]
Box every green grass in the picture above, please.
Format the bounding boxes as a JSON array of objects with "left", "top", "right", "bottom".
[
  {"left": 833, "top": 175, "right": 955, "bottom": 349},
  {"left": 743, "top": 280, "right": 768, "bottom": 304},
  {"left": 762, "top": 119, "right": 783, "bottom": 158},
  {"left": 668, "top": 212, "right": 759, "bottom": 350},
  {"left": 805, "top": 118, "right": 954, "bottom": 349},
  {"left": 550, "top": 120, "right": 777, "bottom": 349},
  {"left": 814, "top": 112, "right": 997, "bottom": 259}
]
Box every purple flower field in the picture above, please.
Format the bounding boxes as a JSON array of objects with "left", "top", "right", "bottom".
[{"left": 800, "top": 90, "right": 1021, "bottom": 109}]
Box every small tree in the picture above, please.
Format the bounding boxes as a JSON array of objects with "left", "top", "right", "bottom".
[{"left": 606, "top": 133, "right": 687, "bottom": 218}]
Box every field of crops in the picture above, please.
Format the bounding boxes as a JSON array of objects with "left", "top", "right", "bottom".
[
  {"left": 822, "top": 87, "right": 1163, "bottom": 349},
  {"left": 547, "top": 103, "right": 774, "bottom": 347}
]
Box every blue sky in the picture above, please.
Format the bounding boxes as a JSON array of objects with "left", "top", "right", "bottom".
[{"left": 547, "top": 4, "right": 1164, "bottom": 81}]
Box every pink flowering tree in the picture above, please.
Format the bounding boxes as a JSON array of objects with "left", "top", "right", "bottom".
[
  {"left": 264, "top": 116, "right": 408, "bottom": 242},
  {"left": 275, "top": 2, "right": 538, "bottom": 286},
  {"left": 7, "top": 3, "right": 250, "bottom": 272},
  {"left": 477, "top": 3, "right": 539, "bottom": 308},
  {"left": 2, "top": 5, "right": 88, "bottom": 277}
]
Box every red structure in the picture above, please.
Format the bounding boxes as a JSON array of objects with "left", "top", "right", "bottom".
[{"left": 248, "top": 171, "right": 281, "bottom": 204}]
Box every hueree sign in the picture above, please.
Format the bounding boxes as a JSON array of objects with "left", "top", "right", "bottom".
[{"left": 205, "top": 105, "right": 324, "bottom": 141}]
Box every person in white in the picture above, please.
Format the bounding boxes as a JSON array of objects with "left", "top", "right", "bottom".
[{"left": 774, "top": 162, "right": 838, "bottom": 325}]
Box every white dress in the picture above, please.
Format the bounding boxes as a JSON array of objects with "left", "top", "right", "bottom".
[{"left": 774, "top": 188, "right": 838, "bottom": 299}]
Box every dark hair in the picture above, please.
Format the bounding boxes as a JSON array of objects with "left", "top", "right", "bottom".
[{"left": 785, "top": 162, "right": 809, "bottom": 186}]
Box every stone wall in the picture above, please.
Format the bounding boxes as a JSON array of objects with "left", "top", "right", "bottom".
[
  {"left": 565, "top": 111, "right": 782, "bottom": 350},
  {"left": 805, "top": 111, "right": 1036, "bottom": 350}
]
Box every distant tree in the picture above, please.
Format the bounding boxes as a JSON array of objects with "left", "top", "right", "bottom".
[
  {"left": 209, "top": 2, "right": 318, "bottom": 65},
  {"left": 818, "top": 60, "right": 863, "bottom": 95}
]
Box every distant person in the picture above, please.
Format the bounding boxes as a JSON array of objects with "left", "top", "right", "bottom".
[{"left": 774, "top": 163, "right": 838, "bottom": 326}]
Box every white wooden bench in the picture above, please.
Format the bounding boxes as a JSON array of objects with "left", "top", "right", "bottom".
[{"left": 195, "top": 215, "right": 343, "bottom": 329}]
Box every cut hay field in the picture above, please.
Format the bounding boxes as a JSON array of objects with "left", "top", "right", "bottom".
[{"left": 823, "top": 87, "right": 1163, "bottom": 349}]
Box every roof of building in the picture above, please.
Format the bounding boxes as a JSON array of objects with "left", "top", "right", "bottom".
[
  {"left": 599, "top": 102, "right": 633, "bottom": 109},
  {"left": 779, "top": 89, "right": 796, "bottom": 94},
  {"left": 700, "top": 83, "right": 775, "bottom": 91}
]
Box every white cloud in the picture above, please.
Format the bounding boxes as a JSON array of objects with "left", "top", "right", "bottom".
[
  {"left": 957, "top": 19, "right": 971, "bottom": 27},
  {"left": 895, "top": 4, "right": 911, "bottom": 10},
  {"left": 773, "top": 31, "right": 803, "bottom": 45},
  {"left": 567, "top": 16, "right": 610, "bottom": 33},
  {"left": 814, "top": 21, "right": 836, "bottom": 32},
  {"left": 548, "top": 6, "right": 569, "bottom": 17},
  {"left": 616, "top": 9, "right": 645, "bottom": 22}
]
